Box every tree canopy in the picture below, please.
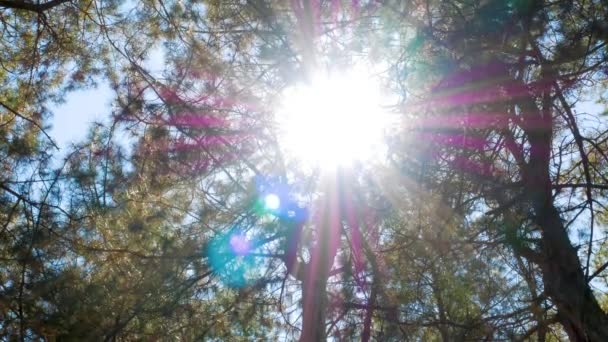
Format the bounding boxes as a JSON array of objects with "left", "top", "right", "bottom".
[{"left": 1, "top": 0, "right": 608, "bottom": 341}]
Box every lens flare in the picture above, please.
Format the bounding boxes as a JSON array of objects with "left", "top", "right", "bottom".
[
  {"left": 229, "top": 234, "right": 251, "bottom": 256},
  {"left": 207, "top": 231, "right": 260, "bottom": 288},
  {"left": 264, "top": 193, "right": 281, "bottom": 211}
]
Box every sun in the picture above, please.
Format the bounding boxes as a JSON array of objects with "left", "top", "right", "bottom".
[{"left": 276, "top": 66, "right": 393, "bottom": 170}]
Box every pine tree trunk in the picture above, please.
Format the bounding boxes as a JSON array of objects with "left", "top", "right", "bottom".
[
  {"left": 518, "top": 87, "right": 608, "bottom": 340},
  {"left": 535, "top": 203, "right": 608, "bottom": 341},
  {"left": 299, "top": 226, "right": 336, "bottom": 342},
  {"left": 300, "top": 270, "right": 329, "bottom": 342},
  {"left": 298, "top": 188, "right": 340, "bottom": 342}
]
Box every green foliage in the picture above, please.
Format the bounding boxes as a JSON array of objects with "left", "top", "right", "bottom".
[{"left": 1, "top": 0, "right": 608, "bottom": 340}]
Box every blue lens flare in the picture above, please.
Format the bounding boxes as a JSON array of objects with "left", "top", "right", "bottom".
[
  {"left": 207, "top": 231, "right": 259, "bottom": 288},
  {"left": 204, "top": 175, "right": 311, "bottom": 288}
]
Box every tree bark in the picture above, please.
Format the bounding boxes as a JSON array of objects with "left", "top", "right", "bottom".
[
  {"left": 523, "top": 109, "right": 608, "bottom": 340},
  {"left": 512, "top": 70, "right": 608, "bottom": 340},
  {"left": 299, "top": 185, "right": 341, "bottom": 342},
  {"left": 300, "top": 268, "right": 329, "bottom": 342},
  {"left": 535, "top": 202, "right": 608, "bottom": 341}
]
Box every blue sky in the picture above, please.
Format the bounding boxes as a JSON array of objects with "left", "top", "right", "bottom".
[
  {"left": 49, "top": 46, "right": 165, "bottom": 152},
  {"left": 49, "top": 81, "right": 113, "bottom": 150}
]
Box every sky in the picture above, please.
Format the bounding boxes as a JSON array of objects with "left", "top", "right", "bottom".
[
  {"left": 48, "top": 45, "right": 165, "bottom": 153},
  {"left": 49, "top": 81, "right": 113, "bottom": 150}
]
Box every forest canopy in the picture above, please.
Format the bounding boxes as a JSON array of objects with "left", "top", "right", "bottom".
[{"left": 1, "top": 0, "right": 608, "bottom": 340}]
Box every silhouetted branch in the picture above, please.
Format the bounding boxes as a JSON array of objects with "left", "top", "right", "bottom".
[
  {"left": 0, "top": 100, "right": 58, "bottom": 150},
  {"left": 0, "top": 0, "right": 71, "bottom": 13}
]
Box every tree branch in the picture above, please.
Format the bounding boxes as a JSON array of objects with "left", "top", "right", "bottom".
[
  {"left": 588, "top": 261, "right": 608, "bottom": 282},
  {"left": 553, "top": 183, "right": 608, "bottom": 191},
  {"left": 0, "top": 0, "right": 71, "bottom": 13},
  {"left": 554, "top": 83, "right": 596, "bottom": 279},
  {"left": 0, "top": 100, "right": 58, "bottom": 150}
]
